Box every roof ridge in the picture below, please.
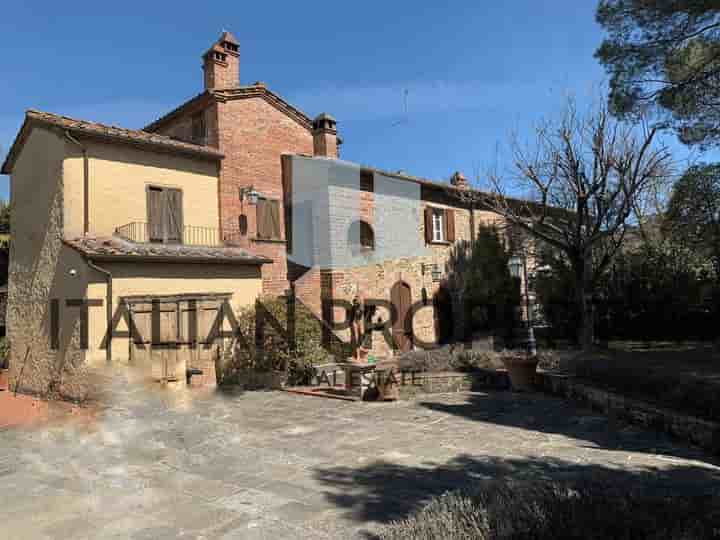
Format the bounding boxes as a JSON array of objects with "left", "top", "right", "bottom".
[{"left": 143, "top": 84, "right": 314, "bottom": 133}]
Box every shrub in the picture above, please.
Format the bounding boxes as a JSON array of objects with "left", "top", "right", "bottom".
[
  {"left": 445, "top": 224, "right": 520, "bottom": 339},
  {"left": 396, "top": 349, "right": 510, "bottom": 373},
  {"left": 216, "top": 295, "right": 332, "bottom": 387},
  {"left": 379, "top": 478, "right": 720, "bottom": 540}
]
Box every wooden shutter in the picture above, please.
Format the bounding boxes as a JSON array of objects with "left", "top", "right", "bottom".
[
  {"left": 257, "top": 199, "right": 280, "bottom": 239},
  {"left": 445, "top": 208, "right": 455, "bottom": 242},
  {"left": 424, "top": 207, "right": 433, "bottom": 244},
  {"left": 256, "top": 198, "right": 267, "bottom": 238},
  {"left": 268, "top": 200, "right": 281, "bottom": 239},
  {"left": 147, "top": 187, "right": 163, "bottom": 242},
  {"left": 165, "top": 189, "right": 183, "bottom": 243}
]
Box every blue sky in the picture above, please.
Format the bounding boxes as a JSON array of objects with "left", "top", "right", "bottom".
[{"left": 0, "top": 0, "right": 709, "bottom": 201}]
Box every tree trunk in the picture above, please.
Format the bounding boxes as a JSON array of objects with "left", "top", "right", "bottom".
[{"left": 575, "top": 256, "right": 594, "bottom": 351}]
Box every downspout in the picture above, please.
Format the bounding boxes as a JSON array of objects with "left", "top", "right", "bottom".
[
  {"left": 64, "top": 131, "right": 89, "bottom": 235},
  {"left": 86, "top": 259, "right": 112, "bottom": 363}
]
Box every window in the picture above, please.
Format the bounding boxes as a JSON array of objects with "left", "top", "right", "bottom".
[
  {"left": 256, "top": 198, "right": 281, "bottom": 239},
  {"left": 432, "top": 209, "right": 444, "bottom": 242},
  {"left": 360, "top": 169, "right": 374, "bottom": 192},
  {"left": 360, "top": 221, "right": 374, "bottom": 250},
  {"left": 191, "top": 112, "right": 206, "bottom": 145},
  {"left": 348, "top": 220, "right": 375, "bottom": 253},
  {"left": 424, "top": 206, "right": 455, "bottom": 244},
  {"left": 223, "top": 42, "right": 238, "bottom": 53},
  {"left": 147, "top": 186, "right": 183, "bottom": 244},
  {"left": 214, "top": 51, "right": 227, "bottom": 62}
]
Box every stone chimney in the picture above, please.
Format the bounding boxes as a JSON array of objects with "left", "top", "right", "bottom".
[
  {"left": 450, "top": 171, "right": 469, "bottom": 189},
  {"left": 203, "top": 31, "right": 240, "bottom": 90},
  {"left": 312, "top": 113, "right": 338, "bottom": 158}
]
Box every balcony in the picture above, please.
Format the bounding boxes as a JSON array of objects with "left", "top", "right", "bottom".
[{"left": 114, "top": 222, "right": 241, "bottom": 247}]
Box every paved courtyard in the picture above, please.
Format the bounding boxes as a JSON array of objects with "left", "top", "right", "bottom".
[{"left": 2, "top": 368, "right": 719, "bottom": 539}]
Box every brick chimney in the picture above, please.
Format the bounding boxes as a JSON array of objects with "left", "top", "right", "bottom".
[
  {"left": 203, "top": 31, "right": 240, "bottom": 90},
  {"left": 450, "top": 171, "right": 469, "bottom": 189},
  {"left": 312, "top": 113, "right": 338, "bottom": 158}
]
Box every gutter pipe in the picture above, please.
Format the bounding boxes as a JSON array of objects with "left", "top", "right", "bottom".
[{"left": 64, "top": 131, "right": 90, "bottom": 235}]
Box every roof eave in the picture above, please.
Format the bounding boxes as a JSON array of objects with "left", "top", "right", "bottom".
[
  {"left": 2, "top": 112, "right": 224, "bottom": 175},
  {"left": 1, "top": 116, "right": 34, "bottom": 174},
  {"left": 86, "top": 254, "right": 272, "bottom": 265},
  {"left": 144, "top": 86, "right": 313, "bottom": 133}
]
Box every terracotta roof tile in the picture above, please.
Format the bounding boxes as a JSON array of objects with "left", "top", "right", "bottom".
[
  {"left": 2, "top": 109, "right": 223, "bottom": 174},
  {"left": 64, "top": 235, "right": 271, "bottom": 265}
]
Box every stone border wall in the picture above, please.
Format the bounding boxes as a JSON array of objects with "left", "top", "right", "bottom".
[{"left": 538, "top": 372, "right": 720, "bottom": 455}]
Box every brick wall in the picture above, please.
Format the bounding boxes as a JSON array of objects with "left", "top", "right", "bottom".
[
  {"left": 152, "top": 93, "right": 313, "bottom": 297},
  {"left": 216, "top": 96, "right": 313, "bottom": 295}
]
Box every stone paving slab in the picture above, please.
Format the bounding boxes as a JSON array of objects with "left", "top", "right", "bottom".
[{"left": 1, "top": 367, "right": 719, "bottom": 539}]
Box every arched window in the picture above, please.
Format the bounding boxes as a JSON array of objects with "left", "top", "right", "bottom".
[{"left": 348, "top": 220, "right": 375, "bottom": 252}]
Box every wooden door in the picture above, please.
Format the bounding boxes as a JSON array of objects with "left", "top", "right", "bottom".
[{"left": 391, "top": 281, "right": 413, "bottom": 353}]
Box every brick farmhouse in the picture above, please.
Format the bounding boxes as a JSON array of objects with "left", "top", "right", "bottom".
[{"left": 2, "top": 31, "right": 527, "bottom": 398}]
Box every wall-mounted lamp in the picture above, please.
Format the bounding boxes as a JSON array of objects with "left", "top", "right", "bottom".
[{"left": 239, "top": 186, "right": 261, "bottom": 205}]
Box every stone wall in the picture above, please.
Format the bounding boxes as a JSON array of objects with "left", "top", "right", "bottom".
[{"left": 539, "top": 372, "right": 720, "bottom": 455}]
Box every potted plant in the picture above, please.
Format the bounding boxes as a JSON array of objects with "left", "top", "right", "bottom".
[
  {"left": 0, "top": 338, "right": 9, "bottom": 391},
  {"left": 500, "top": 350, "right": 538, "bottom": 391}
]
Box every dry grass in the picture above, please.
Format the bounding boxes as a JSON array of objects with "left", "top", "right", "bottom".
[
  {"left": 378, "top": 478, "right": 720, "bottom": 540},
  {"left": 570, "top": 341, "right": 720, "bottom": 422}
]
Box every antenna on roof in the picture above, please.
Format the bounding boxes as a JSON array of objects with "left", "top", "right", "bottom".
[{"left": 391, "top": 88, "right": 409, "bottom": 127}]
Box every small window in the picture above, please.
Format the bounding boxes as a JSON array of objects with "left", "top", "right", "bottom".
[
  {"left": 223, "top": 42, "right": 238, "bottom": 53},
  {"left": 191, "top": 112, "right": 206, "bottom": 145},
  {"left": 432, "top": 209, "right": 444, "bottom": 242},
  {"left": 256, "top": 198, "right": 281, "bottom": 239},
  {"left": 360, "top": 221, "right": 374, "bottom": 250},
  {"left": 360, "top": 169, "right": 374, "bottom": 192},
  {"left": 348, "top": 220, "right": 374, "bottom": 253},
  {"left": 214, "top": 51, "right": 227, "bottom": 62}
]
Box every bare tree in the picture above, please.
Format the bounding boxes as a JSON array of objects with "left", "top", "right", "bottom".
[{"left": 451, "top": 100, "right": 672, "bottom": 350}]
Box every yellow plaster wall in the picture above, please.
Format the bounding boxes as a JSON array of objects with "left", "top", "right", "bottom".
[
  {"left": 63, "top": 140, "right": 220, "bottom": 238},
  {"left": 84, "top": 262, "right": 263, "bottom": 364}
]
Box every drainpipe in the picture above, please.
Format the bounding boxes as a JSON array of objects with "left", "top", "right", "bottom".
[
  {"left": 64, "top": 131, "right": 90, "bottom": 235},
  {"left": 86, "top": 259, "right": 112, "bottom": 363}
]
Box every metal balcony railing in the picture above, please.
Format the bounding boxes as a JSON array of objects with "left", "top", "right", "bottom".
[{"left": 114, "top": 222, "right": 242, "bottom": 247}]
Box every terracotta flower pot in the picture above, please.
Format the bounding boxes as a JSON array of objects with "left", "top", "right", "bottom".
[
  {"left": 502, "top": 354, "right": 538, "bottom": 392},
  {"left": 0, "top": 368, "right": 9, "bottom": 391}
]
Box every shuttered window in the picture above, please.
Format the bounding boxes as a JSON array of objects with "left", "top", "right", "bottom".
[
  {"left": 147, "top": 186, "right": 183, "bottom": 244},
  {"left": 424, "top": 207, "right": 455, "bottom": 244},
  {"left": 256, "top": 198, "right": 281, "bottom": 239}
]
